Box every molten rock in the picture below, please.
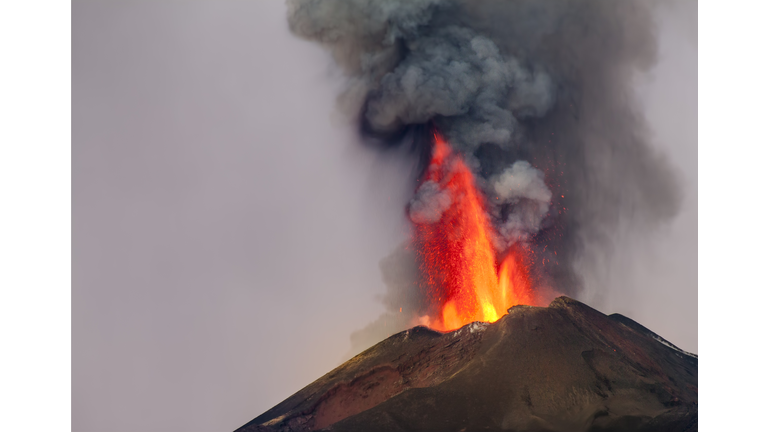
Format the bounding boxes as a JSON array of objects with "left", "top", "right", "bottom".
[{"left": 236, "top": 297, "right": 697, "bottom": 432}]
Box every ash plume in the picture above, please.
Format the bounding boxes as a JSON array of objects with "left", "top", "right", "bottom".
[{"left": 287, "top": 0, "right": 682, "bottom": 352}]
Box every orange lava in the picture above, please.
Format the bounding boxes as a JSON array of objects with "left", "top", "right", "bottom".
[{"left": 414, "top": 132, "right": 533, "bottom": 331}]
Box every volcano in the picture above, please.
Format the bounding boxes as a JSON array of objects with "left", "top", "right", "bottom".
[{"left": 236, "top": 297, "right": 697, "bottom": 432}]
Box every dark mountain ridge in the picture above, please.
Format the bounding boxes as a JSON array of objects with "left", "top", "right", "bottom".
[{"left": 237, "top": 297, "right": 697, "bottom": 432}]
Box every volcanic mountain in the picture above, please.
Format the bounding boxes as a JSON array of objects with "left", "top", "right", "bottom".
[{"left": 237, "top": 297, "right": 697, "bottom": 432}]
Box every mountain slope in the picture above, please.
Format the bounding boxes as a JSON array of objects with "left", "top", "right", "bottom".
[{"left": 237, "top": 297, "right": 697, "bottom": 432}]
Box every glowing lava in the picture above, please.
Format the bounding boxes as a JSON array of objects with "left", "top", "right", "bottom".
[{"left": 414, "top": 132, "right": 533, "bottom": 331}]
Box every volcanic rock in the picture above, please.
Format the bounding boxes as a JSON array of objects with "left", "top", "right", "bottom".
[{"left": 236, "top": 297, "right": 697, "bottom": 432}]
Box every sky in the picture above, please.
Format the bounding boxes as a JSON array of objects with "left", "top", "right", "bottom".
[{"left": 72, "top": 1, "right": 696, "bottom": 431}]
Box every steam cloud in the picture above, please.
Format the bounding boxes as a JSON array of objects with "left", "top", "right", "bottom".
[{"left": 287, "top": 0, "right": 682, "bottom": 353}]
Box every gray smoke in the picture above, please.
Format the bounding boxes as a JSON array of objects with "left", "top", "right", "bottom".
[
  {"left": 348, "top": 244, "right": 428, "bottom": 355},
  {"left": 490, "top": 161, "right": 552, "bottom": 249},
  {"left": 366, "top": 26, "right": 555, "bottom": 151},
  {"left": 288, "top": 0, "right": 555, "bottom": 153},
  {"left": 287, "top": 0, "right": 682, "bottom": 352},
  {"left": 409, "top": 180, "right": 452, "bottom": 224}
]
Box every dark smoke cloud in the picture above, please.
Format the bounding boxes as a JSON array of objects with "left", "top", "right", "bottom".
[
  {"left": 288, "top": 0, "right": 555, "bottom": 154},
  {"left": 287, "top": 0, "right": 682, "bottom": 353}
]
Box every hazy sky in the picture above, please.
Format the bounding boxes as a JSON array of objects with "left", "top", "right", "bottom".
[{"left": 72, "top": 1, "right": 696, "bottom": 432}]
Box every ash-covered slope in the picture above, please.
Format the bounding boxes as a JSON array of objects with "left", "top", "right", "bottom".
[{"left": 237, "top": 297, "right": 697, "bottom": 432}]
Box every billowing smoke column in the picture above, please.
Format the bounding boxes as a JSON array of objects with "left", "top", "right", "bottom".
[{"left": 286, "top": 0, "right": 681, "bottom": 351}]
